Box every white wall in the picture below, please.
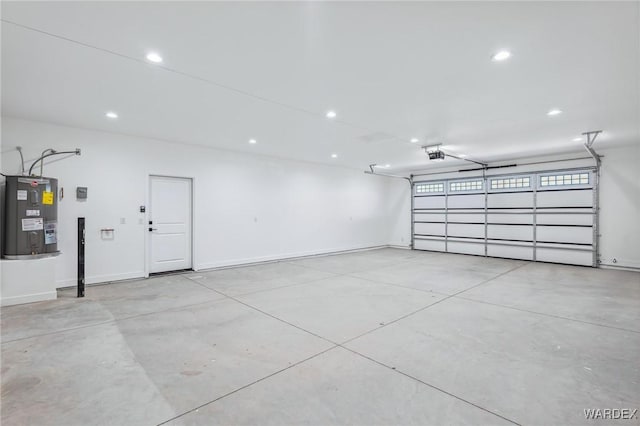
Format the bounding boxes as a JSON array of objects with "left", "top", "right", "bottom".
[
  {"left": 387, "top": 179, "right": 412, "bottom": 248},
  {"left": 598, "top": 144, "right": 640, "bottom": 269},
  {"left": 1, "top": 117, "right": 399, "bottom": 287},
  {"left": 398, "top": 146, "right": 640, "bottom": 270}
]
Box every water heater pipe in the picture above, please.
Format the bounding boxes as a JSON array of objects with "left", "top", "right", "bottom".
[{"left": 28, "top": 148, "right": 81, "bottom": 176}]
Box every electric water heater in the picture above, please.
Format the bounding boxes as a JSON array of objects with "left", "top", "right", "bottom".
[{"left": 3, "top": 175, "right": 60, "bottom": 259}]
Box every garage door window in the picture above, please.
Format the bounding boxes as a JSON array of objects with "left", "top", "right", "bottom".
[
  {"left": 415, "top": 182, "right": 444, "bottom": 193},
  {"left": 490, "top": 176, "right": 530, "bottom": 190},
  {"left": 540, "top": 173, "right": 589, "bottom": 187},
  {"left": 450, "top": 180, "right": 483, "bottom": 192}
]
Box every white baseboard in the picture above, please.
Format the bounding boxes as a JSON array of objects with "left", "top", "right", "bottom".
[
  {"left": 387, "top": 244, "right": 412, "bottom": 250},
  {"left": 600, "top": 263, "right": 640, "bottom": 272},
  {"left": 194, "top": 244, "right": 389, "bottom": 272},
  {"left": 1, "top": 290, "right": 57, "bottom": 307},
  {"left": 56, "top": 271, "right": 145, "bottom": 289}
]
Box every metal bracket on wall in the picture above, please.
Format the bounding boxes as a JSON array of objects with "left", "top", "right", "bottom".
[
  {"left": 583, "top": 131, "right": 602, "bottom": 167},
  {"left": 364, "top": 164, "right": 412, "bottom": 182}
]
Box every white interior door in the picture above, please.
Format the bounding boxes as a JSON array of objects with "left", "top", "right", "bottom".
[{"left": 149, "top": 176, "right": 192, "bottom": 273}]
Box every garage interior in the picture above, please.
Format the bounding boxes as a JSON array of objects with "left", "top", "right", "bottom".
[{"left": 1, "top": 2, "right": 639, "bottom": 426}]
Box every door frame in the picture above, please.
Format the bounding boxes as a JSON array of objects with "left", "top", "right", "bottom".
[{"left": 144, "top": 174, "right": 195, "bottom": 277}]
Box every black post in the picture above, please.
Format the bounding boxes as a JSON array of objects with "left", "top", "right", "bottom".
[{"left": 77, "top": 217, "right": 85, "bottom": 298}]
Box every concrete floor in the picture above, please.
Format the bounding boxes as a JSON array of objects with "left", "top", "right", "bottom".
[{"left": 2, "top": 248, "right": 639, "bottom": 425}]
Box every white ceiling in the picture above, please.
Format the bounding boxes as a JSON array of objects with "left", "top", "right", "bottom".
[{"left": 2, "top": 1, "right": 639, "bottom": 172}]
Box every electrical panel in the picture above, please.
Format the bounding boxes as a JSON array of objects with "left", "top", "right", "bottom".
[{"left": 76, "top": 186, "right": 88, "bottom": 199}]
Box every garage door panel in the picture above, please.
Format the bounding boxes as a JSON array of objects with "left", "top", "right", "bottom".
[
  {"left": 537, "top": 189, "right": 593, "bottom": 208},
  {"left": 487, "top": 244, "right": 533, "bottom": 260},
  {"left": 488, "top": 214, "right": 533, "bottom": 224},
  {"left": 414, "top": 212, "right": 445, "bottom": 222},
  {"left": 447, "top": 213, "right": 485, "bottom": 223},
  {"left": 447, "top": 194, "right": 484, "bottom": 209},
  {"left": 536, "top": 213, "right": 593, "bottom": 226},
  {"left": 448, "top": 239, "right": 485, "bottom": 256},
  {"left": 448, "top": 223, "right": 485, "bottom": 239},
  {"left": 537, "top": 226, "right": 593, "bottom": 245},
  {"left": 414, "top": 222, "right": 445, "bottom": 236},
  {"left": 414, "top": 196, "right": 445, "bottom": 209},
  {"left": 487, "top": 192, "right": 533, "bottom": 208},
  {"left": 536, "top": 246, "right": 593, "bottom": 266},
  {"left": 536, "top": 207, "right": 592, "bottom": 214},
  {"left": 414, "top": 238, "right": 446, "bottom": 252},
  {"left": 487, "top": 225, "right": 533, "bottom": 241}
]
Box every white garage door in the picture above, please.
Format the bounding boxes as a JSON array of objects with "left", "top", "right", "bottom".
[{"left": 412, "top": 169, "right": 596, "bottom": 266}]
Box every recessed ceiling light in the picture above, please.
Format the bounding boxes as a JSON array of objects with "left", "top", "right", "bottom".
[
  {"left": 105, "top": 111, "right": 118, "bottom": 119},
  {"left": 373, "top": 164, "right": 390, "bottom": 169},
  {"left": 572, "top": 137, "right": 583, "bottom": 142},
  {"left": 331, "top": 153, "right": 338, "bottom": 158},
  {"left": 459, "top": 154, "right": 468, "bottom": 158},
  {"left": 547, "top": 109, "right": 563, "bottom": 116},
  {"left": 326, "top": 110, "right": 337, "bottom": 119},
  {"left": 410, "top": 138, "right": 419, "bottom": 143},
  {"left": 146, "top": 52, "right": 163, "bottom": 63},
  {"left": 248, "top": 139, "right": 257, "bottom": 144},
  {"left": 492, "top": 50, "right": 511, "bottom": 61}
]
